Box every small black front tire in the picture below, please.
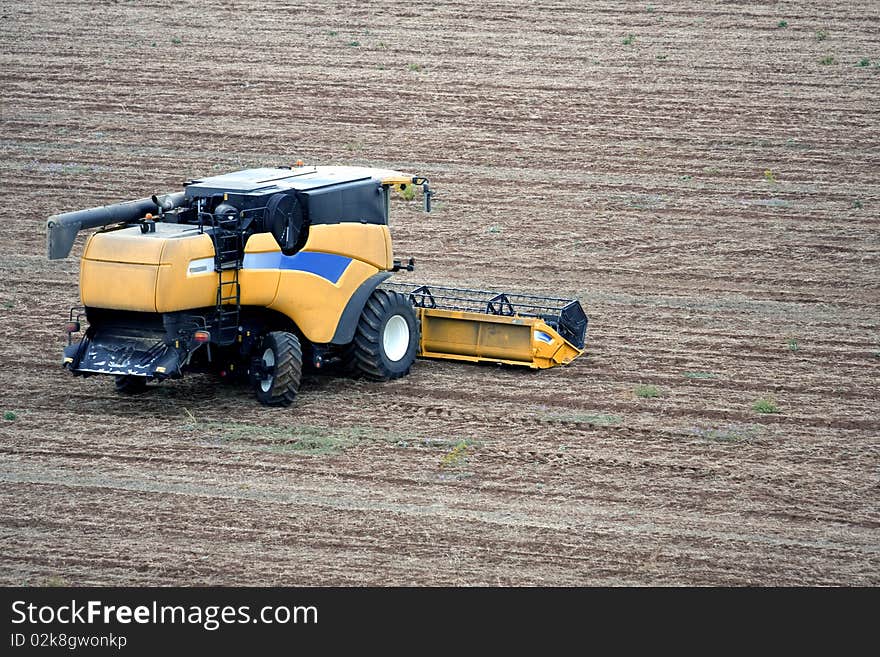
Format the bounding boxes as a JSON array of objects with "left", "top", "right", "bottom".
[
  {"left": 253, "top": 331, "right": 303, "bottom": 407},
  {"left": 115, "top": 375, "right": 148, "bottom": 395}
]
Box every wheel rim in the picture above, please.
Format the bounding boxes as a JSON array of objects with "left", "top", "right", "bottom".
[
  {"left": 260, "top": 347, "right": 275, "bottom": 392},
  {"left": 383, "top": 315, "right": 410, "bottom": 362}
]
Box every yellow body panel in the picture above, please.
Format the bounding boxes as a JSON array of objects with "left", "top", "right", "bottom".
[
  {"left": 418, "top": 308, "right": 582, "bottom": 369},
  {"left": 269, "top": 258, "right": 378, "bottom": 343},
  {"left": 81, "top": 259, "right": 160, "bottom": 312},
  {"left": 239, "top": 230, "right": 381, "bottom": 342},
  {"left": 83, "top": 229, "right": 167, "bottom": 265},
  {"left": 155, "top": 233, "right": 218, "bottom": 313},
  {"left": 243, "top": 232, "right": 282, "bottom": 254},
  {"left": 239, "top": 233, "right": 281, "bottom": 306},
  {"left": 81, "top": 225, "right": 219, "bottom": 313},
  {"left": 79, "top": 224, "right": 383, "bottom": 344},
  {"left": 303, "top": 224, "right": 392, "bottom": 271}
]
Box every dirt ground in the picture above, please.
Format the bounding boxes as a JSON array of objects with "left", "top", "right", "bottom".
[{"left": 1, "top": 1, "right": 878, "bottom": 586}]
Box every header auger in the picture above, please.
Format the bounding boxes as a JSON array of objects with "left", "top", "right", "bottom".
[{"left": 47, "top": 163, "right": 587, "bottom": 406}]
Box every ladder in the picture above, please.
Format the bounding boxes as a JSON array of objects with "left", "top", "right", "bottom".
[{"left": 211, "top": 215, "right": 243, "bottom": 345}]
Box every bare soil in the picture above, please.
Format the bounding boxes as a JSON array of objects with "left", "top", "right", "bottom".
[{"left": 0, "top": 0, "right": 878, "bottom": 585}]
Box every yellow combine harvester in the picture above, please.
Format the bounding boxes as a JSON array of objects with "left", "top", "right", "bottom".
[{"left": 47, "top": 164, "right": 587, "bottom": 405}]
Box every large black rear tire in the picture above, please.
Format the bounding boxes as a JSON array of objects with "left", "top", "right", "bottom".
[
  {"left": 349, "top": 289, "right": 419, "bottom": 381},
  {"left": 253, "top": 331, "right": 302, "bottom": 406},
  {"left": 115, "top": 375, "right": 147, "bottom": 395}
]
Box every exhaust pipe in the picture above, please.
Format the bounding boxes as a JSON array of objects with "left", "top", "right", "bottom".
[
  {"left": 46, "top": 192, "right": 185, "bottom": 260},
  {"left": 151, "top": 193, "right": 182, "bottom": 212}
]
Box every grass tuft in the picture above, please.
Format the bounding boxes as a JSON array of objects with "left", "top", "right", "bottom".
[
  {"left": 634, "top": 384, "right": 660, "bottom": 398},
  {"left": 752, "top": 397, "right": 779, "bottom": 414},
  {"left": 397, "top": 184, "right": 415, "bottom": 201},
  {"left": 684, "top": 371, "right": 716, "bottom": 380},
  {"left": 692, "top": 424, "right": 757, "bottom": 443},
  {"left": 439, "top": 441, "right": 469, "bottom": 470}
]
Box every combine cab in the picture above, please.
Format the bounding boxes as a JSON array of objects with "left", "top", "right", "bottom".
[{"left": 47, "top": 163, "right": 587, "bottom": 405}]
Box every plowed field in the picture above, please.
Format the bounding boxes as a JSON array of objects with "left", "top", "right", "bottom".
[{"left": 1, "top": 0, "right": 878, "bottom": 585}]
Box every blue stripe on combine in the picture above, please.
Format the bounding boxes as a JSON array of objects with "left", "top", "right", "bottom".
[{"left": 242, "top": 251, "right": 352, "bottom": 284}]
